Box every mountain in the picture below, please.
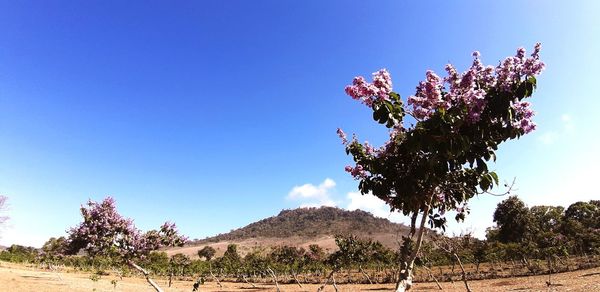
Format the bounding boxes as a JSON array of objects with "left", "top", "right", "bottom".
[{"left": 167, "top": 206, "right": 412, "bottom": 258}]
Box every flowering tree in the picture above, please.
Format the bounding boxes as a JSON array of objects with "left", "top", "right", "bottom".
[
  {"left": 338, "top": 44, "right": 545, "bottom": 291},
  {"left": 67, "top": 197, "right": 187, "bottom": 292}
]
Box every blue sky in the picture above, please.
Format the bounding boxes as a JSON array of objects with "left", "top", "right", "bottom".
[{"left": 1, "top": 1, "right": 599, "bottom": 247}]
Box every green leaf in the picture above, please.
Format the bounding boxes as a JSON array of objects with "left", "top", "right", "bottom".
[
  {"left": 489, "top": 172, "right": 499, "bottom": 186},
  {"left": 525, "top": 80, "right": 534, "bottom": 97},
  {"left": 476, "top": 158, "right": 487, "bottom": 172},
  {"left": 373, "top": 109, "right": 381, "bottom": 122},
  {"left": 479, "top": 175, "right": 491, "bottom": 191},
  {"left": 528, "top": 76, "right": 537, "bottom": 88}
]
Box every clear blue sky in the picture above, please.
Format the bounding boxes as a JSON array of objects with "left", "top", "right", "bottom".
[{"left": 1, "top": 1, "right": 599, "bottom": 247}]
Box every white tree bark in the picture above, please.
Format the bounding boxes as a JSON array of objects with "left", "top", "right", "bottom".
[{"left": 395, "top": 201, "right": 432, "bottom": 292}]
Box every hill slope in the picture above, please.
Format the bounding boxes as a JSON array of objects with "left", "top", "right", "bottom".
[
  {"left": 197, "top": 206, "right": 409, "bottom": 243},
  {"left": 169, "top": 207, "right": 411, "bottom": 258}
]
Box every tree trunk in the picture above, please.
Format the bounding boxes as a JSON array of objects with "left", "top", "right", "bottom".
[
  {"left": 332, "top": 272, "right": 339, "bottom": 292},
  {"left": 359, "top": 265, "right": 373, "bottom": 284},
  {"left": 546, "top": 257, "right": 553, "bottom": 287},
  {"left": 395, "top": 200, "right": 432, "bottom": 292},
  {"left": 209, "top": 269, "right": 223, "bottom": 288},
  {"left": 267, "top": 267, "right": 280, "bottom": 292},
  {"left": 317, "top": 269, "right": 338, "bottom": 292},
  {"left": 291, "top": 270, "right": 303, "bottom": 288},
  {"left": 422, "top": 265, "right": 443, "bottom": 290},
  {"left": 126, "top": 260, "right": 163, "bottom": 292},
  {"left": 453, "top": 253, "right": 472, "bottom": 292},
  {"left": 242, "top": 274, "right": 257, "bottom": 288}
]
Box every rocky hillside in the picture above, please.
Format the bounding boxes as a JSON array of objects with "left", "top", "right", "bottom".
[
  {"left": 169, "top": 207, "right": 412, "bottom": 258},
  {"left": 195, "top": 206, "right": 410, "bottom": 243}
]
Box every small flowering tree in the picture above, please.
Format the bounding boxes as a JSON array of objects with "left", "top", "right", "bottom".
[
  {"left": 338, "top": 44, "right": 544, "bottom": 291},
  {"left": 67, "top": 197, "right": 187, "bottom": 292}
]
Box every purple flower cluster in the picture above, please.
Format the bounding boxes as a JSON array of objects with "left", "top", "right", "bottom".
[
  {"left": 68, "top": 197, "right": 187, "bottom": 259},
  {"left": 345, "top": 164, "right": 368, "bottom": 179},
  {"left": 497, "top": 43, "right": 545, "bottom": 91},
  {"left": 511, "top": 101, "right": 536, "bottom": 133},
  {"left": 336, "top": 128, "right": 348, "bottom": 144},
  {"left": 407, "top": 70, "right": 446, "bottom": 120},
  {"left": 344, "top": 69, "right": 393, "bottom": 107},
  {"left": 404, "top": 44, "right": 544, "bottom": 124}
]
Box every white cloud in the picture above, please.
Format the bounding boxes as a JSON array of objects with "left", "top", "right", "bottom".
[
  {"left": 538, "top": 113, "right": 574, "bottom": 145},
  {"left": 287, "top": 179, "right": 412, "bottom": 223},
  {"left": 346, "top": 191, "right": 407, "bottom": 224},
  {"left": 287, "top": 178, "right": 337, "bottom": 207}
]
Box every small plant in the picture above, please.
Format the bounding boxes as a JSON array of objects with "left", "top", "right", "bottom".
[
  {"left": 110, "top": 279, "right": 118, "bottom": 289},
  {"left": 89, "top": 273, "right": 101, "bottom": 282}
]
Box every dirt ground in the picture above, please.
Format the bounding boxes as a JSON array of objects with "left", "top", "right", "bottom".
[{"left": 1, "top": 262, "right": 599, "bottom": 291}]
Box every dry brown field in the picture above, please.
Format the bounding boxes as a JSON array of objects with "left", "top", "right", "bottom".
[{"left": 1, "top": 261, "right": 599, "bottom": 292}]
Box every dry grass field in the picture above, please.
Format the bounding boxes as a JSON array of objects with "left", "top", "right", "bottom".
[{"left": 1, "top": 261, "right": 599, "bottom": 292}]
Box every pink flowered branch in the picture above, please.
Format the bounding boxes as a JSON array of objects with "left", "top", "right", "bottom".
[
  {"left": 343, "top": 43, "right": 544, "bottom": 133},
  {"left": 68, "top": 197, "right": 187, "bottom": 260}
]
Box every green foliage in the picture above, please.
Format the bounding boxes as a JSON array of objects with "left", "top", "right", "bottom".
[
  {"left": 492, "top": 196, "right": 532, "bottom": 243},
  {"left": 243, "top": 248, "right": 270, "bottom": 274},
  {"left": 143, "top": 251, "right": 169, "bottom": 275},
  {"left": 169, "top": 253, "right": 191, "bottom": 276},
  {"left": 488, "top": 198, "right": 600, "bottom": 261},
  {"left": 562, "top": 200, "right": 600, "bottom": 254},
  {"left": 0, "top": 245, "right": 39, "bottom": 263},
  {"left": 269, "top": 245, "right": 306, "bottom": 273},
  {"left": 328, "top": 234, "right": 396, "bottom": 271},
  {"left": 215, "top": 244, "right": 242, "bottom": 273},
  {"left": 40, "top": 236, "right": 68, "bottom": 263},
  {"left": 197, "top": 246, "right": 216, "bottom": 261}
]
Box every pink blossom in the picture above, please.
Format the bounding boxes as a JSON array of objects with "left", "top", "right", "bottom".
[
  {"left": 344, "top": 69, "right": 393, "bottom": 107},
  {"left": 336, "top": 128, "right": 348, "bottom": 144},
  {"left": 67, "top": 197, "right": 187, "bottom": 259}
]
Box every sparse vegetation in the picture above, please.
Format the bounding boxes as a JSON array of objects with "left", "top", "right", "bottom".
[{"left": 1, "top": 199, "right": 598, "bottom": 291}]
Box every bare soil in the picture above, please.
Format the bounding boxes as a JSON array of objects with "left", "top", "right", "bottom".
[{"left": 1, "top": 261, "right": 599, "bottom": 291}]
